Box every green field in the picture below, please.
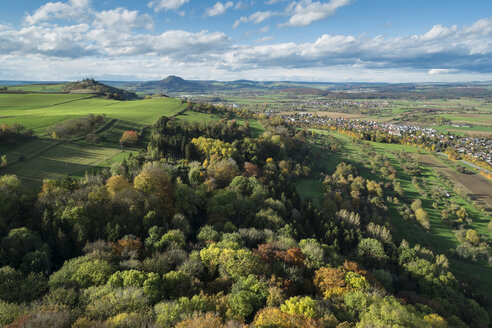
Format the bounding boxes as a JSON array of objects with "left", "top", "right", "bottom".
[
  {"left": 0, "top": 94, "right": 187, "bottom": 134},
  {"left": 1, "top": 92, "right": 264, "bottom": 187},
  {"left": 2, "top": 83, "right": 68, "bottom": 93},
  {"left": 1, "top": 140, "right": 132, "bottom": 186}
]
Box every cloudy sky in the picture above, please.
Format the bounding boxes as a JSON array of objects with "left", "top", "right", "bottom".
[{"left": 1, "top": 0, "right": 492, "bottom": 82}]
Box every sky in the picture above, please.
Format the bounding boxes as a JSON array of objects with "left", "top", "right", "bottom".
[{"left": 0, "top": 0, "right": 492, "bottom": 82}]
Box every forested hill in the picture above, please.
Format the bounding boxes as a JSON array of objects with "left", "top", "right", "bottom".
[
  {"left": 64, "top": 78, "right": 138, "bottom": 100},
  {"left": 0, "top": 104, "right": 489, "bottom": 327},
  {"left": 140, "top": 75, "right": 204, "bottom": 92}
]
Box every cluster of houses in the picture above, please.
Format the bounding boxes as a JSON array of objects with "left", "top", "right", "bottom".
[
  {"left": 297, "top": 99, "right": 391, "bottom": 111},
  {"left": 277, "top": 112, "right": 492, "bottom": 167}
]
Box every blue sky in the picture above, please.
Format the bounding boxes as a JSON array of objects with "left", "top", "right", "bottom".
[{"left": 0, "top": 0, "right": 492, "bottom": 82}]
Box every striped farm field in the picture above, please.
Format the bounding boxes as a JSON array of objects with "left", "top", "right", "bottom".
[{"left": 1, "top": 140, "right": 132, "bottom": 186}]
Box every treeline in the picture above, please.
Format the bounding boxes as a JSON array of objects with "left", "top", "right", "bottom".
[
  {"left": 0, "top": 114, "right": 489, "bottom": 327},
  {"left": 0, "top": 123, "right": 34, "bottom": 167},
  {"left": 0, "top": 122, "right": 33, "bottom": 142},
  {"left": 186, "top": 101, "right": 253, "bottom": 119},
  {"left": 148, "top": 116, "right": 313, "bottom": 175}
]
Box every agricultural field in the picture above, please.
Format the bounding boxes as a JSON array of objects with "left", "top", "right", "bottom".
[
  {"left": 0, "top": 94, "right": 187, "bottom": 134},
  {"left": 0, "top": 89, "right": 264, "bottom": 186},
  {"left": 1, "top": 83, "right": 68, "bottom": 93},
  {"left": 0, "top": 140, "right": 133, "bottom": 187}
]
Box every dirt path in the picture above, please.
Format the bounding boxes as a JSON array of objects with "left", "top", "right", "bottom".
[{"left": 418, "top": 154, "right": 492, "bottom": 209}]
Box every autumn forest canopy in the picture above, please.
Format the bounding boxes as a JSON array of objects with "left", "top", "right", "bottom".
[{"left": 0, "top": 97, "right": 491, "bottom": 328}]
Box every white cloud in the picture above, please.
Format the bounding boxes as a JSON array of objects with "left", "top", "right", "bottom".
[
  {"left": 24, "top": 1, "right": 153, "bottom": 33},
  {"left": 0, "top": 24, "right": 95, "bottom": 58},
  {"left": 233, "top": 11, "right": 276, "bottom": 28},
  {"left": 233, "top": 17, "right": 248, "bottom": 29},
  {"left": 255, "top": 36, "right": 274, "bottom": 42},
  {"left": 463, "top": 17, "right": 492, "bottom": 36},
  {"left": 259, "top": 26, "right": 270, "bottom": 33},
  {"left": 94, "top": 8, "right": 154, "bottom": 31},
  {"left": 420, "top": 24, "right": 457, "bottom": 41},
  {"left": 24, "top": 0, "right": 92, "bottom": 25},
  {"left": 223, "top": 18, "right": 492, "bottom": 73},
  {"left": 265, "top": 0, "right": 287, "bottom": 4},
  {"left": 428, "top": 69, "right": 457, "bottom": 75},
  {"left": 235, "top": 1, "right": 252, "bottom": 9},
  {"left": 205, "top": 1, "right": 234, "bottom": 17},
  {"left": 5, "top": 3, "right": 492, "bottom": 82},
  {"left": 83, "top": 28, "right": 230, "bottom": 58},
  {"left": 281, "top": 0, "right": 352, "bottom": 27},
  {"left": 148, "top": 0, "right": 189, "bottom": 12}
]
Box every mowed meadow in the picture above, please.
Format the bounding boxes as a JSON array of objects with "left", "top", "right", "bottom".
[{"left": 0, "top": 92, "right": 263, "bottom": 186}]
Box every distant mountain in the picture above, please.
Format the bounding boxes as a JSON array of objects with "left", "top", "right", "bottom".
[
  {"left": 140, "top": 75, "right": 204, "bottom": 92},
  {"left": 64, "top": 78, "right": 138, "bottom": 100}
]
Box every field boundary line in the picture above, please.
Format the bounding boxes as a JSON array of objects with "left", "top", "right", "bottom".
[
  {"left": 5, "top": 139, "right": 64, "bottom": 167},
  {"left": 46, "top": 95, "right": 96, "bottom": 108}
]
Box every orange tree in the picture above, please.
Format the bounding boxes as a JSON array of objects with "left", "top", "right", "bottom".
[{"left": 120, "top": 130, "right": 138, "bottom": 147}]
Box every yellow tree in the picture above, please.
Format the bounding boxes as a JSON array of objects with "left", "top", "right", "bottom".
[
  {"left": 106, "top": 175, "right": 132, "bottom": 197},
  {"left": 134, "top": 163, "right": 173, "bottom": 213}
]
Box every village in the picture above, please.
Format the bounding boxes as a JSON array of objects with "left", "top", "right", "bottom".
[{"left": 276, "top": 111, "right": 492, "bottom": 167}]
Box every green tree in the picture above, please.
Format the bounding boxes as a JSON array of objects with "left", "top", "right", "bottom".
[
  {"left": 358, "top": 238, "right": 388, "bottom": 265},
  {"left": 280, "top": 296, "right": 320, "bottom": 319},
  {"left": 230, "top": 274, "right": 268, "bottom": 318}
]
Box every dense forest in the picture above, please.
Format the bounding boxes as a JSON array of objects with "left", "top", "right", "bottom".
[{"left": 0, "top": 112, "right": 490, "bottom": 327}]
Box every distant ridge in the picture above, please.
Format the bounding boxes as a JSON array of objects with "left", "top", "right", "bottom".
[{"left": 141, "top": 75, "right": 203, "bottom": 92}]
